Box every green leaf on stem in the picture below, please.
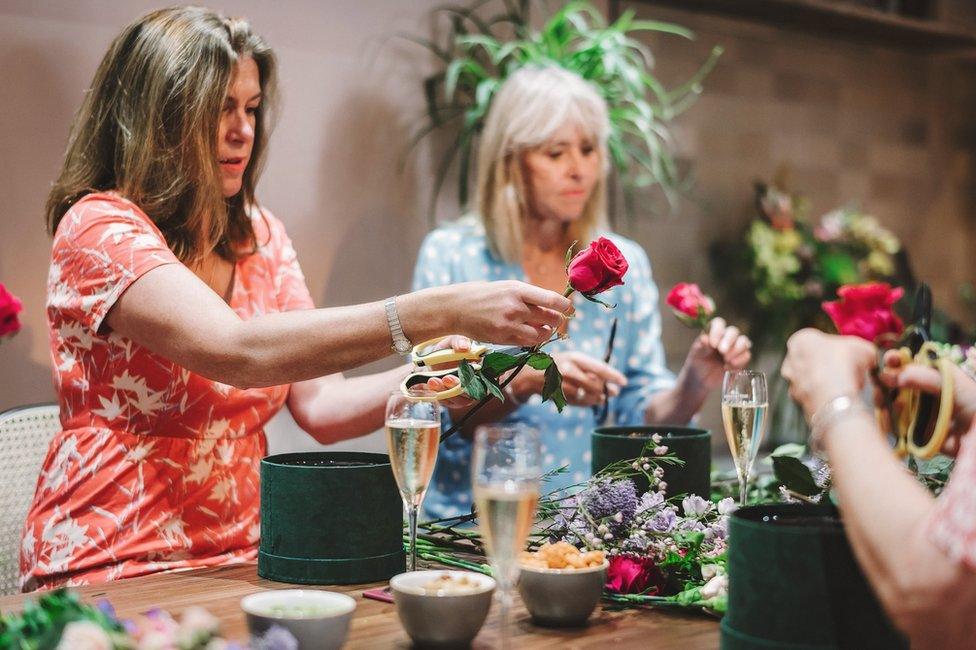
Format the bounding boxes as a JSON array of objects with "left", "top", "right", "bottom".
[
  {"left": 542, "top": 363, "right": 567, "bottom": 411},
  {"left": 483, "top": 376, "right": 506, "bottom": 402},
  {"left": 771, "top": 455, "right": 821, "bottom": 497},
  {"left": 481, "top": 351, "right": 522, "bottom": 377},
  {"left": 458, "top": 360, "right": 487, "bottom": 401},
  {"left": 761, "top": 443, "right": 807, "bottom": 466},
  {"left": 526, "top": 352, "right": 553, "bottom": 370}
]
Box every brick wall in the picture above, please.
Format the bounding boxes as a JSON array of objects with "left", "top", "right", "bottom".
[{"left": 610, "top": 2, "right": 976, "bottom": 441}]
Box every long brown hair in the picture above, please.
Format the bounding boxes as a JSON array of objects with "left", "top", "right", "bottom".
[{"left": 44, "top": 6, "right": 277, "bottom": 263}]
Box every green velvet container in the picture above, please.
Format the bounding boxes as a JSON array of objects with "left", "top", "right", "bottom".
[
  {"left": 592, "top": 426, "right": 711, "bottom": 497},
  {"left": 258, "top": 452, "right": 405, "bottom": 585},
  {"left": 721, "top": 504, "right": 906, "bottom": 649}
]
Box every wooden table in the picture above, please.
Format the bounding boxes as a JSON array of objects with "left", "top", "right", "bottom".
[{"left": 0, "top": 563, "right": 720, "bottom": 648}]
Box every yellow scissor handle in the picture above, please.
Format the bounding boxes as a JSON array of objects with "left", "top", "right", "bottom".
[
  {"left": 410, "top": 336, "right": 490, "bottom": 367},
  {"left": 400, "top": 365, "right": 476, "bottom": 401},
  {"left": 881, "top": 343, "right": 954, "bottom": 460}
]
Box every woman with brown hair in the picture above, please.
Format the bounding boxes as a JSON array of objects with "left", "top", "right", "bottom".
[{"left": 20, "top": 6, "right": 570, "bottom": 590}]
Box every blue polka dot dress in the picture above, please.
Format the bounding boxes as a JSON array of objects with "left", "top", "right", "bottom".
[{"left": 412, "top": 216, "right": 676, "bottom": 519}]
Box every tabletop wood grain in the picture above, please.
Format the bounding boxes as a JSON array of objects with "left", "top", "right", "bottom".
[{"left": 0, "top": 563, "right": 720, "bottom": 648}]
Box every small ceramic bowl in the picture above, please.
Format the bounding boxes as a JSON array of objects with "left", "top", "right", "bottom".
[
  {"left": 390, "top": 570, "right": 496, "bottom": 648},
  {"left": 517, "top": 560, "right": 608, "bottom": 627},
  {"left": 241, "top": 589, "right": 356, "bottom": 649}
]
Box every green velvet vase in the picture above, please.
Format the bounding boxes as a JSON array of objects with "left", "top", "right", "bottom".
[
  {"left": 258, "top": 452, "right": 405, "bottom": 585},
  {"left": 721, "top": 503, "right": 906, "bottom": 649},
  {"left": 591, "top": 425, "right": 711, "bottom": 498}
]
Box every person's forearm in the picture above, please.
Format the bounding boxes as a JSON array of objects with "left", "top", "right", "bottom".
[
  {"left": 230, "top": 300, "right": 436, "bottom": 387},
  {"left": 111, "top": 268, "right": 452, "bottom": 388},
  {"left": 643, "top": 368, "right": 710, "bottom": 425},
  {"left": 289, "top": 366, "right": 408, "bottom": 444},
  {"left": 821, "top": 410, "right": 933, "bottom": 594},
  {"left": 819, "top": 410, "right": 976, "bottom": 647}
]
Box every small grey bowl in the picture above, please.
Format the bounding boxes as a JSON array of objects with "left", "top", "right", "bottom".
[
  {"left": 241, "top": 589, "right": 356, "bottom": 649},
  {"left": 390, "top": 570, "right": 496, "bottom": 648},
  {"left": 517, "top": 560, "right": 608, "bottom": 627}
]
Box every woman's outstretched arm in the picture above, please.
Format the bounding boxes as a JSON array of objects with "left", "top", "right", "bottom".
[{"left": 105, "top": 263, "right": 571, "bottom": 389}]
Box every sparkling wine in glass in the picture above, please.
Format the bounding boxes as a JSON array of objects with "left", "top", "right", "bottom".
[
  {"left": 472, "top": 424, "right": 540, "bottom": 648},
  {"left": 386, "top": 390, "right": 440, "bottom": 572},
  {"left": 721, "top": 370, "right": 769, "bottom": 506}
]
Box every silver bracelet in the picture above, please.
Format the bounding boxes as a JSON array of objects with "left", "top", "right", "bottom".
[{"left": 808, "top": 394, "right": 868, "bottom": 457}]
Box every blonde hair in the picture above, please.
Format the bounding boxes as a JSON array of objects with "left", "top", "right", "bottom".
[
  {"left": 475, "top": 66, "right": 610, "bottom": 263},
  {"left": 45, "top": 6, "right": 277, "bottom": 264}
]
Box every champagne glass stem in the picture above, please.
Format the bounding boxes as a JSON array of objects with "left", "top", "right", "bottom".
[
  {"left": 498, "top": 586, "right": 512, "bottom": 650},
  {"left": 739, "top": 472, "right": 748, "bottom": 507},
  {"left": 407, "top": 502, "right": 418, "bottom": 572}
]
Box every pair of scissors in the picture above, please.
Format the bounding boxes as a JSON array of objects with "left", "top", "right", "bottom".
[
  {"left": 875, "top": 284, "right": 954, "bottom": 460},
  {"left": 399, "top": 336, "right": 521, "bottom": 401}
]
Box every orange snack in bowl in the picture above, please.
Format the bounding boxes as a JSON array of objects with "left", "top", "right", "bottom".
[{"left": 519, "top": 542, "right": 605, "bottom": 570}]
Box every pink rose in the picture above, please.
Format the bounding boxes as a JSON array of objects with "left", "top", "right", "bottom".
[
  {"left": 567, "top": 237, "right": 629, "bottom": 296},
  {"left": 666, "top": 283, "right": 715, "bottom": 329},
  {"left": 605, "top": 555, "right": 664, "bottom": 595},
  {"left": 822, "top": 282, "right": 904, "bottom": 343},
  {"left": 0, "top": 282, "right": 23, "bottom": 339}
]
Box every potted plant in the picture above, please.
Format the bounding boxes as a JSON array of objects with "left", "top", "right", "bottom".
[{"left": 407, "top": 0, "right": 722, "bottom": 218}]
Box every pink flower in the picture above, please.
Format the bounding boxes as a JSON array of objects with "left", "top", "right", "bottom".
[
  {"left": 822, "top": 282, "right": 904, "bottom": 343},
  {"left": 605, "top": 555, "right": 664, "bottom": 595},
  {"left": 567, "top": 237, "right": 628, "bottom": 296},
  {"left": 0, "top": 282, "right": 23, "bottom": 339},
  {"left": 665, "top": 283, "right": 715, "bottom": 329}
]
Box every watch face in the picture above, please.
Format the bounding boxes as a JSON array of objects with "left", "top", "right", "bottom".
[{"left": 395, "top": 339, "right": 413, "bottom": 355}]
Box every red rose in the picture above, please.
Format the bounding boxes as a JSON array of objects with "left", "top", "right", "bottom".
[
  {"left": 605, "top": 555, "right": 665, "bottom": 595},
  {"left": 666, "top": 283, "right": 715, "bottom": 329},
  {"left": 822, "top": 282, "right": 904, "bottom": 342},
  {"left": 0, "top": 283, "right": 23, "bottom": 339},
  {"left": 567, "top": 237, "right": 628, "bottom": 296}
]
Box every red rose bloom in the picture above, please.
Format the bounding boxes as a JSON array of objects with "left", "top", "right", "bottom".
[
  {"left": 605, "top": 555, "right": 665, "bottom": 595},
  {"left": 567, "top": 237, "right": 628, "bottom": 296},
  {"left": 666, "top": 283, "right": 715, "bottom": 329},
  {"left": 0, "top": 283, "right": 23, "bottom": 339},
  {"left": 822, "top": 282, "right": 904, "bottom": 342}
]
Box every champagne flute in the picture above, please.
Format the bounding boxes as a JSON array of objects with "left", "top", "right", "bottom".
[
  {"left": 471, "top": 424, "right": 541, "bottom": 648},
  {"left": 386, "top": 390, "right": 441, "bottom": 572},
  {"left": 721, "top": 370, "right": 769, "bottom": 506}
]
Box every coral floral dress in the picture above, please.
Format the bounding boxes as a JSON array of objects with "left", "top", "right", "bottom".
[{"left": 19, "top": 192, "right": 314, "bottom": 591}]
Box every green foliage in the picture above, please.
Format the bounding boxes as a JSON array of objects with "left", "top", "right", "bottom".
[
  {"left": 771, "top": 455, "right": 821, "bottom": 498},
  {"left": 0, "top": 589, "right": 129, "bottom": 650},
  {"left": 407, "top": 0, "right": 722, "bottom": 216},
  {"left": 457, "top": 349, "right": 567, "bottom": 411},
  {"left": 709, "top": 181, "right": 908, "bottom": 355}
]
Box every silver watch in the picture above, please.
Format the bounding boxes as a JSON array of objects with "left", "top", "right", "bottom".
[{"left": 384, "top": 296, "right": 413, "bottom": 355}]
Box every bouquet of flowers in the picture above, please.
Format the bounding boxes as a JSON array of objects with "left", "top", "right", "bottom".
[
  {"left": 414, "top": 444, "right": 733, "bottom": 614},
  {"left": 710, "top": 179, "right": 905, "bottom": 353},
  {"left": 544, "top": 451, "right": 734, "bottom": 612}
]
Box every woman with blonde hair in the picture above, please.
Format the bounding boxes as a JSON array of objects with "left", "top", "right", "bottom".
[
  {"left": 414, "top": 65, "right": 751, "bottom": 518},
  {"left": 21, "top": 7, "right": 571, "bottom": 590}
]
